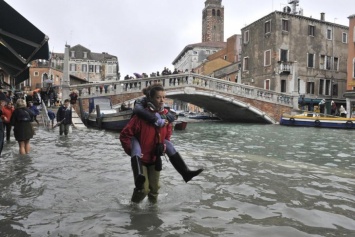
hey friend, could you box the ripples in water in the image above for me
[0,122,354,236]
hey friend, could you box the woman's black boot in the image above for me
[169,152,203,183]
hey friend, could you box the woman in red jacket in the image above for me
[1,101,14,141]
[120,84,173,203]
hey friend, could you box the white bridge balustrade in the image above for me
[69,73,294,107]
[69,73,296,123]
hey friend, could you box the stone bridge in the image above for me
[69,73,298,124]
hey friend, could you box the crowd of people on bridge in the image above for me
[121,67,196,91]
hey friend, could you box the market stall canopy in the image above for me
[0,0,49,85]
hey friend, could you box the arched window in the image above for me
[42,73,48,84]
[212,9,215,16]
[217,10,221,17]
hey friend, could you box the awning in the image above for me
[0,0,49,85]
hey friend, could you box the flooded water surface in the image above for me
[0,122,354,236]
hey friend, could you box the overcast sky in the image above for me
[5,0,354,79]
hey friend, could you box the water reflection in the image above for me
[0,123,354,236]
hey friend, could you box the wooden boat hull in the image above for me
[86,110,132,131]
[174,121,187,130]
[280,113,355,129]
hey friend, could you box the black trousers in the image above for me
[4,123,11,141]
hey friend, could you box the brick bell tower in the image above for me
[202,0,224,42]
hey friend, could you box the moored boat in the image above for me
[174,121,187,130]
[81,97,133,131]
[280,112,355,129]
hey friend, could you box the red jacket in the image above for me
[120,109,173,165]
[2,106,14,124]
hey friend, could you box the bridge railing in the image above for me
[69,73,294,107]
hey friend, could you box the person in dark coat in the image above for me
[10,99,35,155]
[69,91,78,110]
[56,99,73,135]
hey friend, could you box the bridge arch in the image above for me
[70,73,296,124]
[166,88,275,123]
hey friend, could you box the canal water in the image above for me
[0,122,354,237]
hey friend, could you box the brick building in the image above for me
[241,10,349,102]
[202,0,224,42]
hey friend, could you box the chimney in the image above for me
[321,12,325,21]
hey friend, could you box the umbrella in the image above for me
[0,0,49,85]
[133,73,142,78]
[44,79,53,84]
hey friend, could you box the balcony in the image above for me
[278,61,293,75]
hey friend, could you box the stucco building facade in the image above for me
[241,11,349,101]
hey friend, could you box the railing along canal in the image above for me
[69,73,294,107]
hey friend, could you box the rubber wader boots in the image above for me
[131,156,146,203]
[169,152,203,183]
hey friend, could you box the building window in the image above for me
[107,65,113,74]
[89,65,94,72]
[327,28,332,40]
[307,53,314,68]
[264,50,271,66]
[307,82,315,94]
[319,55,332,70]
[217,10,221,17]
[265,20,271,34]
[308,25,315,36]
[95,65,100,73]
[281,80,286,93]
[34,71,39,76]
[70,63,76,71]
[212,9,215,16]
[282,19,289,31]
[332,84,338,96]
[265,79,270,90]
[333,57,339,71]
[82,64,87,72]
[326,56,332,70]
[244,30,249,43]
[243,57,249,71]
[342,32,348,43]
[280,49,288,62]
[83,52,88,58]
[319,79,331,95]
[224,55,227,60]
[298,78,301,93]
[70,51,75,57]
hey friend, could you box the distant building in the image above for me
[344,14,355,116]
[241,10,349,101]
[346,14,355,90]
[172,41,226,72]
[51,44,120,82]
[200,34,242,82]
[194,57,231,76]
